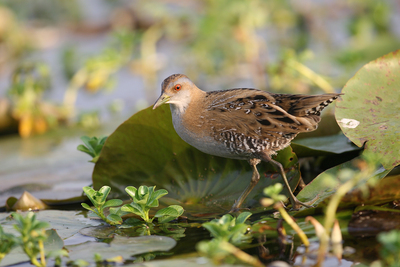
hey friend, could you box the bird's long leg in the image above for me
[262,154,313,210]
[230,158,261,212]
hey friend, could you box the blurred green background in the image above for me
[0,0,399,137]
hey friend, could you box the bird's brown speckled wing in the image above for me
[203,88,340,156]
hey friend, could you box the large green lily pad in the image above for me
[92,105,300,214]
[335,50,400,169]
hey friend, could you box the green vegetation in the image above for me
[82,185,184,226]
[12,213,49,267]
[197,212,264,266]
[82,186,123,226]
[77,136,107,163]
[262,183,310,248]
[376,230,400,267]
[0,225,18,261]
[0,213,67,266]
[121,186,184,224]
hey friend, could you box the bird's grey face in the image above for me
[153,75,193,111]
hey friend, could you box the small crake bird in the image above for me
[153,74,341,211]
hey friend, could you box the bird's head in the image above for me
[153,74,196,113]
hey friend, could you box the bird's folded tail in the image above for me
[274,93,342,117]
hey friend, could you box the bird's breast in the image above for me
[170,105,249,160]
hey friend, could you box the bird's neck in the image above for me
[170,87,206,115]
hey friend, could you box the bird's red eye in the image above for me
[174,84,181,91]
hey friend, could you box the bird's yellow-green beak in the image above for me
[153,93,170,110]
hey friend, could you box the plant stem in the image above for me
[97,207,119,226]
[221,241,264,267]
[288,59,334,93]
[39,239,46,267]
[323,178,356,233]
[143,208,152,224]
[63,69,87,116]
[275,204,310,247]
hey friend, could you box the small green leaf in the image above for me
[125,186,137,200]
[88,138,99,151]
[97,186,111,204]
[80,136,92,149]
[263,183,286,202]
[148,189,168,207]
[136,186,150,204]
[202,222,227,238]
[218,214,234,226]
[103,199,123,208]
[94,143,104,155]
[99,136,108,145]
[80,136,96,156]
[201,213,252,245]
[78,136,107,160]
[81,203,94,212]
[230,224,252,245]
[77,145,92,156]
[121,203,146,220]
[106,214,122,225]
[82,186,98,206]
[236,212,252,225]
[155,205,184,223]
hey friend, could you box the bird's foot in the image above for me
[229,201,251,213]
[228,205,251,214]
[289,199,314,211]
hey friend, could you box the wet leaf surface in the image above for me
[335,50,400,169]
[66,235,176,262]
[79,223,188,241]
[0,132,94,206]
[93,105,300,216]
